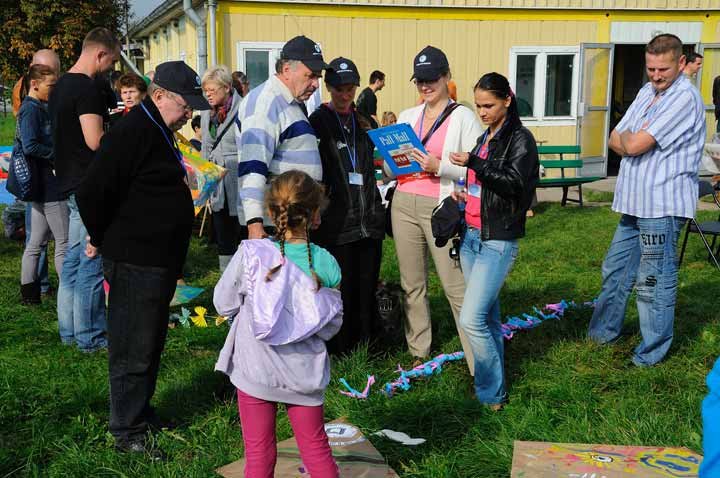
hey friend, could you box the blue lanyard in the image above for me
[419,99,451,141]
[333,109,357,172]
[140,102,186,175]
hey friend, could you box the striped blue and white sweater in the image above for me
[235,75,322,224]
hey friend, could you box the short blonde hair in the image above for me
[201,65,232,89]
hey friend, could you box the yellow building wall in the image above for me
[218,6,598,119]
[291,0,720,8]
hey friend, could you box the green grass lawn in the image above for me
[1,203,718,477]
[1,113,15,145]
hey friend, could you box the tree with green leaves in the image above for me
[0,0,128,83]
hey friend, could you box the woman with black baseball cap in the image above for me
[309,57,385,353]
[388,45,481,373]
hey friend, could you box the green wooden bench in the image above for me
[537,145,603,207]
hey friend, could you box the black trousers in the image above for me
[212,202,245,256]
[326,238,383,354]
[103,259,177,442]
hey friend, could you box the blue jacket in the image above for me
[701,358,720,476]
[17,96,61,202]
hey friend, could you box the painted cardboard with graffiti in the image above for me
[511,440,702,478]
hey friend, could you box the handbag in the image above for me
[385,102,461,237]
[6,120,36,201]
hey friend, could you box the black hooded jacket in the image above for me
[466,118,539,241]
[309,104,385,246]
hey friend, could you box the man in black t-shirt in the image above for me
[49,27,120,353]
[356,69,385,129]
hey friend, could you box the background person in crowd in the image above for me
[77,61,209,456]
[356,69,385,129]
[449,72,539,409]
[201,65,244,271]
[587,34,705,367]
[12,49,61,117]
[309,57,385,353]
[190,115,202,151]
[231,70,250,97]
[381,111,397,126]
[17,65,69,305]
[388,45,481,372]
[49,27,120,352]
[115,73,147,113]
[215,170,342,478]
[109,73,147,128]
[683,51,703,79]
[13,49,61,295]
[236,35,327,240]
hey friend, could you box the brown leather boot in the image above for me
[20,281,41,305]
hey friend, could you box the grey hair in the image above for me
[275,58,301,74]
[201,64,232,89]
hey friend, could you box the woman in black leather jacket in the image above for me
[309,57,385,353]
[449,72,538,409]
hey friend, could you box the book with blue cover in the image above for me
[367,124,425,177]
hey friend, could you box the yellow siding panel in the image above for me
[276,0,718,8]
[221,10,597,126]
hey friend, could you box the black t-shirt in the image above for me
[48,73,106,196]
[356,87,378,128]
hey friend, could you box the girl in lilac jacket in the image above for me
[215,171,342,478]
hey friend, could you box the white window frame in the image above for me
[509,46,579,126]
[235,41,284,88]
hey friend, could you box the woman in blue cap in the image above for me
[309,57,385,353]
[388,45,481,372]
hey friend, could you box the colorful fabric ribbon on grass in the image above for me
[383,352,465,397]
[500,299,596,340]
[339,375,375,399]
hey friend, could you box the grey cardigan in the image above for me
[201,90,242,215]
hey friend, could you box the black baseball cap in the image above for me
[411,46,450,82]
[325,57,361,88]
[280,35,329,73]
[153,61,210,110]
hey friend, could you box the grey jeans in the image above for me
[21,201,70,285]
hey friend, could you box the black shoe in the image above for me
[115,438,166,461]
[20,281,41,305]
[147,414,177,433]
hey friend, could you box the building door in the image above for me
[698,43,720,140]
[576,43,614,178]
[608,44,646,176]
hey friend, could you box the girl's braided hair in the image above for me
[264,170,328,291]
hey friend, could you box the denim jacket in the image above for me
[214,239,343,406]
[17,96,61,202]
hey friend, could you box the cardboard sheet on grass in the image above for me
[217,420,398,478]
[511,440,702,477]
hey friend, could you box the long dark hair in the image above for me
[473,72,521,131]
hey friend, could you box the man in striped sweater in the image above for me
[236,35,328,239]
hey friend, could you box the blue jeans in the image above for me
[25,202,49,293]
[458,227,518,405]
[57,195,107,351]
[588,215,686,366]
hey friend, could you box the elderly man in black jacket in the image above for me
[76,61,209,456]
